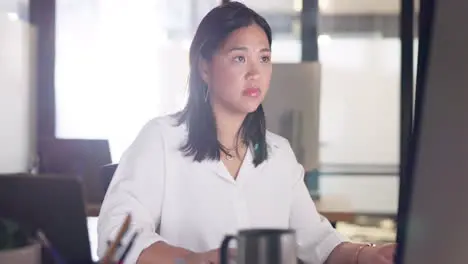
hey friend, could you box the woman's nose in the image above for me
[246,63,260,80]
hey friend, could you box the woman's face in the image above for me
[200,23,272,115]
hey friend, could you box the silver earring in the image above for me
[204,87,209,102]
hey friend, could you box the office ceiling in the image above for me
[0,0,17,11]
[320,0,420,14]
[0,0,420,15]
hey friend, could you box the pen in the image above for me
[117,231,140,264]
[37,230,67,264]
[101,214,132,264]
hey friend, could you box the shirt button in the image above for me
[235,190,249,228]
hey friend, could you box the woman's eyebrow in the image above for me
[226,46,271,53]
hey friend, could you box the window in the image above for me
[55,0,302,162]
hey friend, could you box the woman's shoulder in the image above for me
[265,130,297,162]
[145,113,185,131]
[265,130,289,147]
[134,114,186,145]
[264,131,303,184]
[118,114,187,162]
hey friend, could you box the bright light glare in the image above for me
[318,34,332,45]
[7,12,19,21]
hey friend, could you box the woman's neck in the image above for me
[212,106,247,149]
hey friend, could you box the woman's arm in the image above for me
[138,242,226,264]
[98,120,190,263]
[287,156,394,264]
[325,242,365,264]
[327,242,396,264]
[288,168,350,263]
[287,163,382,264]
[137,241,192,264]
[285,144,348,263]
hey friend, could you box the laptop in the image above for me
[395,0,468,263]
[0,174,94,264]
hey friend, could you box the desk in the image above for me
[86,196,396,259]
[86,204,101,217]
[314,196,356,223]
[85,198,355,261]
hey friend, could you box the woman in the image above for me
[97,2,395,264]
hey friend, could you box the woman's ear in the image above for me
[198,57,210,84]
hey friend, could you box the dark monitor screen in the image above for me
[396,0,468,263]
[0,175,93,264]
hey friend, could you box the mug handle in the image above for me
[220,235,237,264]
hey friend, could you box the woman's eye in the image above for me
[233,56,246,63]
[261,55,271,63]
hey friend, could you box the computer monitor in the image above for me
[396,0,468,263]
[0,175,94,264]
[263,62,321,171]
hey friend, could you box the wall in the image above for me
[316,38,418,214]
[0,13,36,173]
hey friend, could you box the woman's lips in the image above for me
[242,87,261,97]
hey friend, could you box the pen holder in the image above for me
[0,241,41,264]
[0,217,41,264]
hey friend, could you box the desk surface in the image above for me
[86,197,396,260]
[87,217,99,262]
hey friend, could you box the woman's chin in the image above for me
[222,100,262,115]
[240,103,262,114]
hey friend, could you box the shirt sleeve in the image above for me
[97,120,168,264]
[289,162,349,264]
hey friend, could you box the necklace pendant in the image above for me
[226,153,234,160]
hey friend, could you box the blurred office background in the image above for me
[1,0,420,246]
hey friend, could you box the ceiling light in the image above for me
[7,12,19,21]
[319,0,329,10]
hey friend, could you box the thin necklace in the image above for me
[225,151,234,161]
[220,144,238,161]
[224,147,236,161]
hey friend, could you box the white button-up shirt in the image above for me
[97,116,347,264]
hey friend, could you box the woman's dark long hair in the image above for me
[176,1,272,167]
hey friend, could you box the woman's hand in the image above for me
[182,248,237,264]
[358,243,396,264]
[182,249,221,264]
